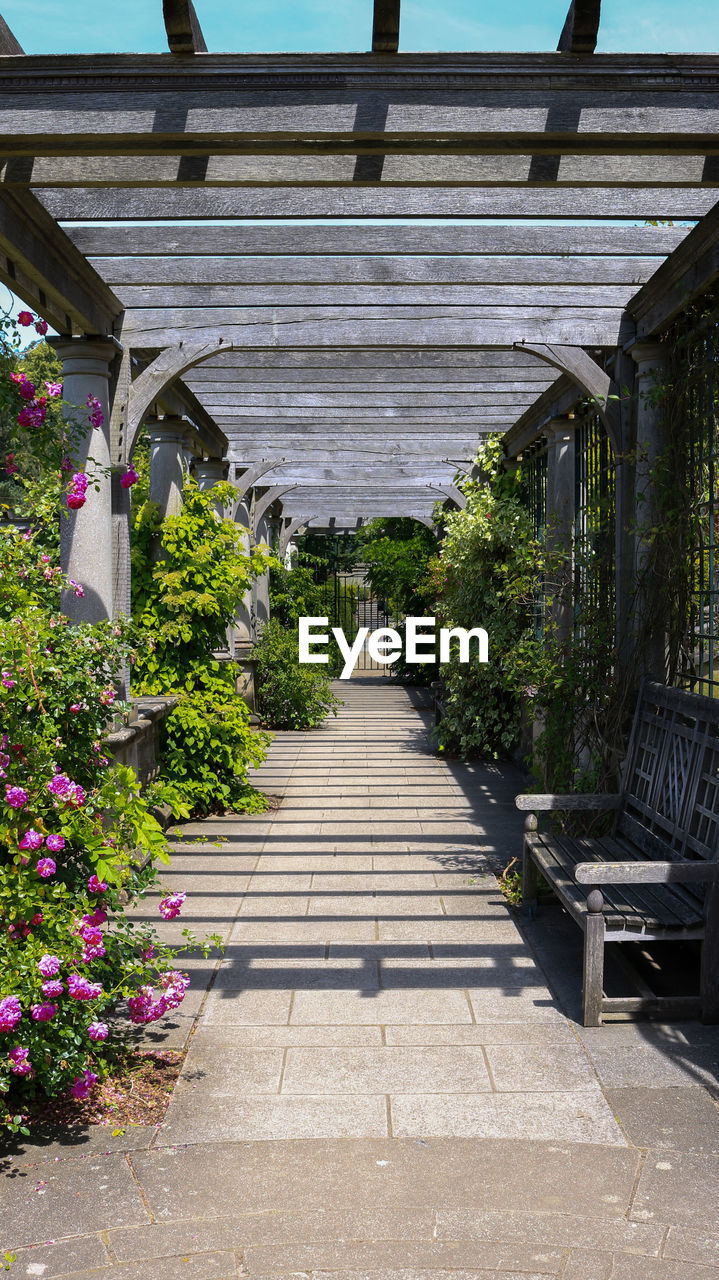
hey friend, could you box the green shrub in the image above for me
[254,619,340,729]
[131,480,273,815]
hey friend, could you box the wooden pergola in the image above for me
[1,0,719,609]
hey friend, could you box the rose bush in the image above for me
[0,311,193,1130]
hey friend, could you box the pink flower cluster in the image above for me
[4,452,18,475]
[70,1068,98,1099]
[4,784,28,809]
[47,773,85,807]
[75,914,105,963]
[18,828,44,851]
[88,874,107,894]
[120,466,139,489]
[66,472,88,511]
[67,974,103,1001]
[38,954,61,977]
[42,978,64,997]
[0,995,22,1032]
[17,310,48,336]
[11,371,49,429]
[8,1045,32,1076]
[31,1002,57,1022]
[37,858,56,879]
[88,1020,108,1042]
[127,970,189,1024]
[158,892,186,920]
[86,394,103,430]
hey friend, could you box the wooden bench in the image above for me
[516,680,719,1026]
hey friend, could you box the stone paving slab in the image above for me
[7,680,719,1276]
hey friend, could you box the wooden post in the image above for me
[583,887,605,1026]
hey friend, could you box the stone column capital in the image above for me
[145,416,191,448]
[48,335,122,378]
[628,341,666,375]
[544,414,577,444]
[194,457,228,487]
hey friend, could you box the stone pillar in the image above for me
[51,336,121,624]
[629,341,667,679]
[544,415,577,644]
[194,456,228,515]
[253,511,271,632]
[147,416,188,518]
[234,496,253,645]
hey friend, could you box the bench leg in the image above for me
[522,814,539,919]
[701,881,719,1024]
[582,889,605,1027]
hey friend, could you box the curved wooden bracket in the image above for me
[163,0,207,53]
[513,341,621,454]
[253,485,297,538]
[126,339,229,458]
[233,459,286,509]
[278,515,312,559]
[432,484,467,510]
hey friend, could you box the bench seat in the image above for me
[517,680,719,1025]
[526,831,706,938]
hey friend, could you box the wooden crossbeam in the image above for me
[162,0,207,54]
[0,13,23,55]
[36,186,717,221]
[0,189,122,334]
[66,225,687,259]
[372,0,401,53]
[557,0,601,54]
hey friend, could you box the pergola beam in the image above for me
[557,0,601,54]
[67,225,686,259]
[0,13,23,55]
[0,189,122,334]
[162,0,207,54]
[372,0,401,52]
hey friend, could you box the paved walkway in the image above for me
[4,679,719,1278]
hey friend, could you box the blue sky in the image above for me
[2,0,718,54]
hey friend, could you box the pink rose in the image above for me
[0,996,22,1032]
[158,891,186,920]
[36,857,56,878]
[34,318,48,335]
[4,785,28,809]
[18,829,44,851]
[30,1002,57,1021]
[8,1045,31,1075]
[88,874,108,894]
[88,1020,108,1042]
[17,311,33,327]
[38,954,61,977]
[45,833,65,853]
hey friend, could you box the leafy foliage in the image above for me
[131,480,273,814]
[425,439,542,758]
[254,617,340,729]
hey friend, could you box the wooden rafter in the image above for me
[162,0,207,54]
[557,0,601,54]
[0,13,23,55]
[372,0,401,53]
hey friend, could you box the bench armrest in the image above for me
[575,860,719,886]
[516,793,622,812]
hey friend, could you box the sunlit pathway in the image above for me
[159,678,621,1146]
[6,680,719,1278]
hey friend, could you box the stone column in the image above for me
[253,511,271,632]
[544,415,577,644]
[51,336,121,624]
[234,496,254,646]
[147,416,188,518]
[629,341,667,679]
[233,494,258,706]
[194,456,228,515]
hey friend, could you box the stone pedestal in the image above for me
[51,336,121,624]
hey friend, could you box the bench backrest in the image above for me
[617,680,719,862]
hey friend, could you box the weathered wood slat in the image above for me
[186,376,554,392]
[182,347,560,368]
[120,310,632,348]
[67,224,685,257]
[630,199,719,338]
[192,391,542,408]
[90,255,663,287]
[6,153,714,187]
[575,859,719,884]
[516,793,622,811]
[37,186,718,221]
[112,283,641,308]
